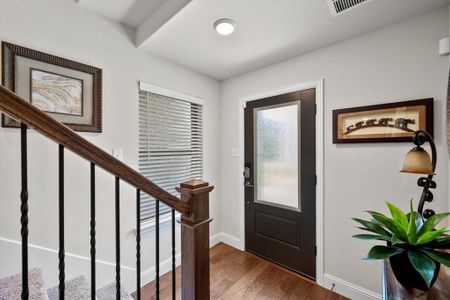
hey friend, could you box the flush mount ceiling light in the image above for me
[214,18,236,35]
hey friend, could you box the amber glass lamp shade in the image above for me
[400,146,434,175]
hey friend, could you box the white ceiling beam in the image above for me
[135,0,192,47]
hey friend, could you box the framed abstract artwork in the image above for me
[333,99,433,143]
[1,42,102,132]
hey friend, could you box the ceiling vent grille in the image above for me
[327,0,373,16]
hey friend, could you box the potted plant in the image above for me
[353,201,450,290]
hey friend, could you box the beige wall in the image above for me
[0,0,449,297]
[219,8,449,294]
[0,0,221,279]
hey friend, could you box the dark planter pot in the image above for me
[389,252,440,291]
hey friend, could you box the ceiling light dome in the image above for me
[214,18,236,36]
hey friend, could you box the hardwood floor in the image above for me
[138,243,347,300]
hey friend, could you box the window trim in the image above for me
[139,81,204,106]
[137,81,204,228]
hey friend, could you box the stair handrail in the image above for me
[0,85,190,214]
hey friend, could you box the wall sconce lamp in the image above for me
[400,130,437,219]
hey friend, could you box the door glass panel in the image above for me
[254,102,300,210]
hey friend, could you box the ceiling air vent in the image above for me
[327,0,373,16]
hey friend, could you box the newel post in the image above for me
[176,179,214,300]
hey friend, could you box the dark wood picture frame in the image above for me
[1,42,102,132]
[333,99,433,143]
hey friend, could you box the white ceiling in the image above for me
[77,0,164,28]
[77,0,450,80]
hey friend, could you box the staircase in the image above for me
[0,85,214,300]
[0,269,133,299]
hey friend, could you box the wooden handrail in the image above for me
[0,85,190,215]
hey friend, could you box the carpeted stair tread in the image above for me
[0,268,48,300]
[1,271,134,300]
[47,276,132,300]
[96,282,133,300]
[47,275,93,300]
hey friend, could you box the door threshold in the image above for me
[245,248,316,284]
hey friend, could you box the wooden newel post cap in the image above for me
[176,179,214,224]
[180,179,209,189]
[176,179,214,194]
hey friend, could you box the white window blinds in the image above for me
[139,90,203,222]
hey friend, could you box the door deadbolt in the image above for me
[244,163,251,179]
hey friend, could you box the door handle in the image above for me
[244,181,254,188]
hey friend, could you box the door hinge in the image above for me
[315,104,317,115]
[315,175,317,186]
[315,246,317,256]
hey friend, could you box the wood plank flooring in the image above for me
[138,243,347,299]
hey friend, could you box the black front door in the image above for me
[244,89,316,279]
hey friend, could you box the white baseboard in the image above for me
[210,232,222,247]
[323,273,381,300]
[210,232,243,250]
[140,253,181,288]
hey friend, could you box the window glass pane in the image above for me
[255,102,300,210]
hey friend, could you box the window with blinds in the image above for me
[139,90,203,223]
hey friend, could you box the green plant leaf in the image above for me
[357,227,381,235]
[408,250,436,288]
[407,204,419,244]
[421,249,450,268]
[391,234,404,245]
[352,218,392,237]
[353,234,391,241]
[418,213,450,236]
[367,211,407,241]
[365,246,404,260]
[426,235,450,248]
[406,201,424,233]
[386,201,408,228]
[416,228,450,245]
[436,234,450,241]
[416,215,424,232]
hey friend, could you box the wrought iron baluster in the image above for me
[155,200,160,299]
[171,208,176,300]
[136,189,141,300]
[20,123,29,300]
[90,163,96,299]
[115,177,121,300]
[58,145,65,300]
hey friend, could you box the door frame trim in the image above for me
[237,78,324,286]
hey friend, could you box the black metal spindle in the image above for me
[58,145,65,300]
[171,208,176,300]
[20,123,29,300]
[155,200,160,299]
[115,177,121,300]
[136,189,141,300]
[90,163,96,299]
